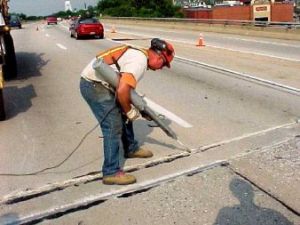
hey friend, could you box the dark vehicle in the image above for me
[70,17,104,39]
[9,15,21,29]
[0,0,18,120]
[0,12,17,81]
[46,16,57,25]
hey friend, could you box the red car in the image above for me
[70,18,104,39]
[46,16,57,25]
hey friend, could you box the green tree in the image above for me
[97,0,183,17]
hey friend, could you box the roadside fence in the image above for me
[102,17,300,30]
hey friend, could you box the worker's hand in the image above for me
[126,107,140,121]
[141,111,153,121]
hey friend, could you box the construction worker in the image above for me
[80,38,175,185]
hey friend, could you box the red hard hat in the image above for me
[161,42,175,68]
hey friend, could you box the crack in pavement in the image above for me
[8,161,227,225]
[1,122,297,205]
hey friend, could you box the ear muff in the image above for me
[150,38,167,52]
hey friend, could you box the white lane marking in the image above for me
[109,39,300,95]
[152,28,300,48]
[45,34,50,37]
[143,97,193,128]
[176,56,300,95]
[114,24,300,48]
[56,43,67,50]
[206,44,300,62]
[111,29,300,62]
[223,36,300,48]
[169,35,300,62]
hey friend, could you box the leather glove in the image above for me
[126,107,140,121]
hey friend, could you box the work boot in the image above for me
[125,148,153,158]
[102,171,136,185]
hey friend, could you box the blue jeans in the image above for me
[80,78,139,176]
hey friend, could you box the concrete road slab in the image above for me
[1,22,299,225]
[230,135,300,213]
[37,167,299,225]
[104,25,300,90]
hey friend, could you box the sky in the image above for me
[9,0,99,16]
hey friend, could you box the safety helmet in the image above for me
[150,38,175,68]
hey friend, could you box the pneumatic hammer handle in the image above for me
[93,58,178,140]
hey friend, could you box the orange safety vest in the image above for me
[96,45,148,71]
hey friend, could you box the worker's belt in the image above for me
[81,76,115,93]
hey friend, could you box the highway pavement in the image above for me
[0,21,299,224]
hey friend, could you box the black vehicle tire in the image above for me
[75,32,80,40]
[96,34,104,39]
[2,34,17,80]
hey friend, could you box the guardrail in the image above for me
[102,17,300,29]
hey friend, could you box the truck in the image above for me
[0,0,18,120]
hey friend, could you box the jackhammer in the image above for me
[93,58,178,140]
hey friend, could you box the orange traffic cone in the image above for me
[111,25,116,33]
[196,33,205,47]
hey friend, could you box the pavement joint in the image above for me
[228,166,300,216]
[9,161,227,225]
[1,122,297,206]
[227,135,300,216]
[2,22,299,225]
[9,142,299,225]
[226,137,295,161]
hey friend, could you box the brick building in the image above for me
[183,0,294,22]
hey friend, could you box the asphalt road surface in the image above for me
[0,21,299,225]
